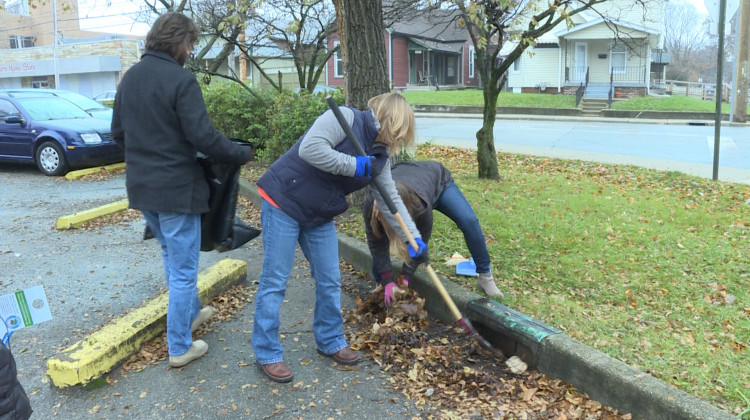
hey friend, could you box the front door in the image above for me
[574,42,588,82]
[0,99,33,159]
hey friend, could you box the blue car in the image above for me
[0,93,123,176]
[0,88,113,121]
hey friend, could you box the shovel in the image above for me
[325,97,503,357]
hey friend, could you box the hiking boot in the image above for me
[258,362,294,383]
[169,340,208,368]
[477,272,503,298]
[317,346,360,365]
[191,306,216,332]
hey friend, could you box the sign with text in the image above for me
[0,285,52,345]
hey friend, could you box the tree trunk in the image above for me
[476,81,501,180]
[341,0,389,108]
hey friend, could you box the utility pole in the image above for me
[52,0,60,88]
[731,0,749,122]
[712,0,727,181]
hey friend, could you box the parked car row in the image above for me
[0,88,122,176]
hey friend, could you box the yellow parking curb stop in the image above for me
[56,199,129,230]
[46,259,247,388]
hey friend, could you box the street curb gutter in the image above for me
[56,199,129,230]
[46,259,247,388]
[238,179,732,419]
[336,234,733,420]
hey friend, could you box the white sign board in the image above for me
[705,0,741,35]
[0,285,52,345]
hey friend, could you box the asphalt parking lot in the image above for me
[0,164,421,419]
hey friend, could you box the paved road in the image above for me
[416,116,750,184]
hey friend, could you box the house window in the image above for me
[333,41,343,78]
[32,77,50,89]
[610,43,627,74]
[469,45,475,78]
[4,0,30,15]
[512,57,521,73]
[9,35,34,49]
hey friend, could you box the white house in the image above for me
[504,0,666,98]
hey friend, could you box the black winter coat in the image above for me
[111,50,252,214]
[0,343,32,420]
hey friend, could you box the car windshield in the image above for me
[17,97,91,120]
[54,91,108,112]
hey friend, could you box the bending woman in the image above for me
[363,160,503,304]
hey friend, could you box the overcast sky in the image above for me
[77,0,714,36]
[77,0,152,36]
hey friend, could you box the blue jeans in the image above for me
[253,200,347,365]
[141,211,202,357]
[434,181,491,274]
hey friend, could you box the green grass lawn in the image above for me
[401,89,750,114]
[336,145,750,417]
[611,95,750,114]
[402,89,576,108]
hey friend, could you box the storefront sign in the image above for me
[0,62,37,73]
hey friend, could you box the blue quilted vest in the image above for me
[257,108,388,227]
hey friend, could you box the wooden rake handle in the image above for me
[325,97,463,321]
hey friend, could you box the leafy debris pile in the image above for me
[74,167,125,182]
[343,278,632,419]
[120,284,254,372]
[77,209,141,231]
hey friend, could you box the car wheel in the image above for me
[35,141,69,176]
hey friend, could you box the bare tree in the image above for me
[664,0,710,81]
[245,0,337,92]
[141,0,336,96]
[448,0,655,180]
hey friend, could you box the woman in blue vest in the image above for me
[253,93,428,383]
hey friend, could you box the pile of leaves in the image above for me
[76,209,141,231]
[70,166,125,182]
[342,268,632,419]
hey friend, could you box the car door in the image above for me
[0,99,34,159]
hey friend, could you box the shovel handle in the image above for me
[325,96,463,321]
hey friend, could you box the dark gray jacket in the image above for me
[111,50,252,214]
[0,343,31,420]
[364,160,452,281]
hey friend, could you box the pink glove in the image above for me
[384,282,405,306]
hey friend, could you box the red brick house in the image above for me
[325,11,478,90]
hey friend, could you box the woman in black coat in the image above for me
[0,342,32,420]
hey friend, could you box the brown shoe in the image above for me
[258,361,293,383]
[317,347,360,365]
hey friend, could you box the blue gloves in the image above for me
[354,155,376,178]
[407,237,429,265]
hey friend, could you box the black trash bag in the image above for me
[144,140,260,252]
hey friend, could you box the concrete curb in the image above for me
[46,259,247,388]
[237,179,733,419]
[56,199,129,230]
[65,162,126,180]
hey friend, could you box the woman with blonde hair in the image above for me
[253,93,429,383]
[363,160,503,305]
